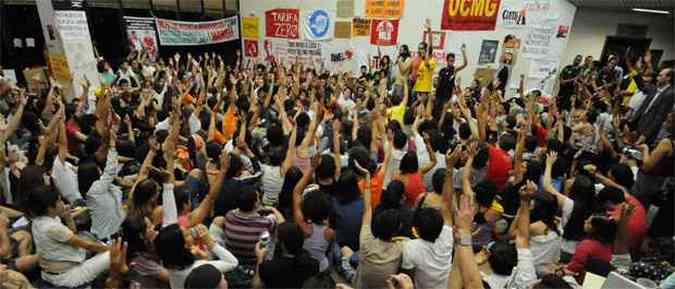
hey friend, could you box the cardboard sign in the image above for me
[242,16,259,39]
[352,18,371,37]
[370,19,399,46]
[337,0,355,17]
[265,8,300,39]
[365,0,405,18]
[335,21,352,39]
[441,0,501,31]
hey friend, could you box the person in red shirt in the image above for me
[486,135,514,192]
[596,186,647,250]
[565,215,616,276]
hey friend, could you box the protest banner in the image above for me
[352,18,371,37]
[156,16,239,46]
[365,0,405,18]
[265,9,300,39]
[370,19,399,46]
[242,16,259,39]
[124,16,158,60]
[498,1,527,29]
[441,0,501,31]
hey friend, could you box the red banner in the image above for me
[370,19,399,46]
[265,8,300,39]
[244,39,259,57]
[441,0,501,31]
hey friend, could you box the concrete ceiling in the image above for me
[568,0,675,11]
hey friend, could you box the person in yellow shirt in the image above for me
[413,19,436,100]
[388,80,409,126]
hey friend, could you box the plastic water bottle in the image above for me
[259,231,274,261]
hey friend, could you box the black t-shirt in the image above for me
[436,66,456,101]
[259,255,319,289]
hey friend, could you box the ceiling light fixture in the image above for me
[631,8,672,15]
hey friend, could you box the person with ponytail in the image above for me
[253,222,320,289]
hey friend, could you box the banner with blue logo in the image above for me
[303,9,334,41]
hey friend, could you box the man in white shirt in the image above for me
[401,160,457,289]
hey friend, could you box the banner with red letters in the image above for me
[265,8,300,39]
[369,19,399,46]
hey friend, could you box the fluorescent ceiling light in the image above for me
[631,8,671,14]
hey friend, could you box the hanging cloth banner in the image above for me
[303,9,334,41]
[441,0,502,31]
[124,16,158,60]
[370,19,399,46]
[156,16,239,46]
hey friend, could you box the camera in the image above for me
[622,147,643,161]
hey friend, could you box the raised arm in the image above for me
[456,44,468,72]
[462,143,477,197]
[2,89,26,140]
[355,161,372,225]
[454,194,483,289]
[281,126,297,175]
[292,159,316,236]
[189,150,230,227]
[419,135,438,175]
[441,148,461,226]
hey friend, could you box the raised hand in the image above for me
[455,194,476,232]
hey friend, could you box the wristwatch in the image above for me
[455,233,472,247]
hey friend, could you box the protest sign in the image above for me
[265,9,300,39]
[304,9,334,40]
[365,0,405,18]
[370,19,399,46]
[124,16,158,60]
[242,16,259,39]
[352,18,371,37]
[441,0,501,31]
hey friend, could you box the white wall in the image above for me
[239,0,577,95]
[563,7,675,66]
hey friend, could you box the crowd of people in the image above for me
[0,20,673,289]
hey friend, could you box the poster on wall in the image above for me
[522,25,556,59]
[478,40,499,64]
[524,0,555,25]
[264,39,322,64]
[370,19,399,46]
[265,8,300,39]
[365,0,405,18]
[441,0,502,31]
[335,21,352,39]
[422,31,446,50]
[244,39,259,57]
[352,18,371,37]
[242,16,259,39]
[124,16,158,60]
[156,17,239,46]
[303,9,334,41]
[337,0,355,18]
[498,1,527,29]
[556,25,569,38]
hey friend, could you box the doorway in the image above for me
[600,36,652,67]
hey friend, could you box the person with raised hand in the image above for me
[400,147,458,289]
[351,159,405,289]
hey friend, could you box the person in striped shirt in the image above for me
[223,186,284,266]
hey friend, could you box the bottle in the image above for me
[259,230,274,261]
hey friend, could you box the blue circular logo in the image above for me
[308,10,330,38]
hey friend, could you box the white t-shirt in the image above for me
[402,225,454,289]
[32,216,86,267]
[51,157,82,204]
[168,244,239,289]
[529,194,574,274]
